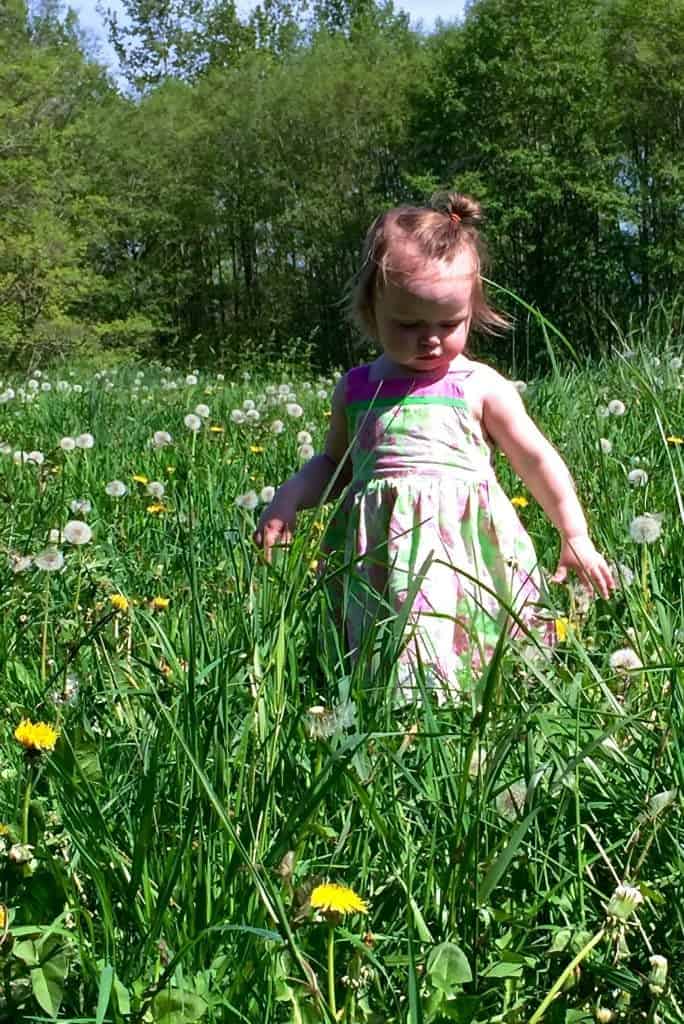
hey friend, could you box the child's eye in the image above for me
[440,321,462,329]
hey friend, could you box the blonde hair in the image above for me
[349,192,510,339]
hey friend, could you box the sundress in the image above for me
[324,363,557,702]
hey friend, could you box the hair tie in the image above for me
[448,212,462,225]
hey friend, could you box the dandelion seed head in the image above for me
[76,433,95,449]
[286,403,303,419]
[609,648,642,672]
[60,437,76,451]
[627,468,648,486]
[105,480,128,497]
[235,490,259,511]
[63,520,93,545]
[260,485,275,504]
[184,413,202,432]
[297,430,312,445]
[495,780,527,821]
[194,403,210,418]
[629,513,663,543]
[271,419,285,434]
[230,409,245,424]
[152,430,173,448]
[146,481,165,499]
[608,399,626,416]
[245,409,260,422]
[34,548,65,572]
[599,438,612,454]
[242,399,255,411]
[70,498,91,515]
[185,374,198,386]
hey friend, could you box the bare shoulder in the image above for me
[456,357,517,420]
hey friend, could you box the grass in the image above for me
[0,332,682,1023]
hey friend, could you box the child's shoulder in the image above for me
[455,356,516,416]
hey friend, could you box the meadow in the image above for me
[0,327,682,1023]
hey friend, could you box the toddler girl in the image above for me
[255,194,614,699]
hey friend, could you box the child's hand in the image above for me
[550,534,615,600]
[253,496,298,562]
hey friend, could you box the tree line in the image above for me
[1,0,682,372]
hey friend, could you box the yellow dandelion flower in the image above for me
[146,503,166,515]
[209,425,225,433]
[132,474,149,485]
[150,596,170,611]
[511,496,529,509]
[166,466,176,475]
[313,521,325,532]
[666,435,683,445]
[109,594,129,612]
[555,617,570,642]
[14,719,59,753]
[310,882,368,916]
[0,905,5,930]
[250,445,265,454]
[309,559,319,572]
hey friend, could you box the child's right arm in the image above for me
[253,375,352,561]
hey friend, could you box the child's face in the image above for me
[372,241,475,374]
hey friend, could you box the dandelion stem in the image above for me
[40,573,50,685]
[327,924,337,1019]
[22,763,33,845]
[527,927,605,1024]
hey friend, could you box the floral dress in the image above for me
[324,363,556,702]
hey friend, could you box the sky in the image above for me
[71,0,466,72]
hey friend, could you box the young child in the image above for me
[254,193,615,699]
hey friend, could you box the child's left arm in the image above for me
[481,369,615,600]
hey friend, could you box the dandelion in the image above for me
[109,594,129,612]
[629,513,663,543]
[146,503,166,515]
[305,705,337,741]
[0,442,10,455]
[48,528,63,544]
[278,384,290,396]
[297,430,313,445]
[33,549,64,572]
[298,443,315,460]
[60,436,76,451]
[216,372,225,381]
[260,485,275,504]
[132,474,149,485]
[609,648,642,672]
[627,468,648,486]
[63,520,93,545]
[596,405,610,419]
[14,719,59,753]
[242,399,256,411]
[250,445,264,454]
[605,884,643,922]
[195,403,210,419]
[235,491,259,511]
[70,498,91,515]
[555,617,570,642]
[152,430,173,448]
[310,883,368,917]
[495,780,527,821]
[648,954,668,997]
[184,414,202,432]
[230,410,246,424]
[26,450,44,465]
[41,381,51,392]
[105,480,128,497]
[9,553,32,573]
[185,374,198,385]
[513,381,527,394]
[599,438,612,454]
[72,384,83,394]
[511,495,528,508]
[669,356,682,371]
[666,435,683,445]
[608,399,626,416]
[271,419,285,434]
[150,596,170,611]
[146,481,165,499]
[209,425,224,433]
[76,433,95,449]
[245,409,260,422]
[27,379,39,391]
[286,402,303,418]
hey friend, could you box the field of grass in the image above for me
[0,333,682,1023]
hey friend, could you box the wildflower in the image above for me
[184,413,202,432]
[627,468,648,486]
[72,384,83,394]
[41,381,51,392]
[298,443,315,460]
[271,420,285,434]
[146,503,166,515]
[195,403,210,418]
[209,425,224,433]
[9,843,35,864]
[286,403,303,418]
[511,495,528,508]
[152,430,173,448]
[64,520,92,545]
[14,719,59,753]
[648,954,668,996]
[243,399,256,411]
[48,528,63,544]
[9,553,32,573]
[599,438,612,454]
[185,374,198,385]
[310,882,368,917]
[26,450,44,465]
[33,549,64,572]
[305,705,337,741]
[105,480,128,497]
[666,435,683,445]
[250,445,264,454]
[495,780,527,821]
[595,1008,616,1023]
[12,450,27,465]
[555,617,570,642]
[109,594,129,612]
[216,372,225,381]
[608,399,626,416]
[245,409,260,422]
[230,410,246,424]
[609,648,642,672]
[56,380,70,392]
[150,596,170,611]
[608,562,635,588]
[60,437,76,451]
[297,430,313,445]
[596,405,610,419]
[235,491,259,511]
[146,481,165,499]
[629,513,663,543]
[75,433,95,449]
[669,356,682,371]
[70,498,91,515]
[605,884,643,922]
[260,485,275,504]
[52,673,79,706]
[132,474,149,485]
[278,384,290,396]
[317,389,328,400]
[27,379,39,391]
[0,442,10,455]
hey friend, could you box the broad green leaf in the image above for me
[151,988,208,1023]
[96,963,114,1024]
[426,942,472,992]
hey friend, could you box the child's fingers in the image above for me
[550,565,567,584]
